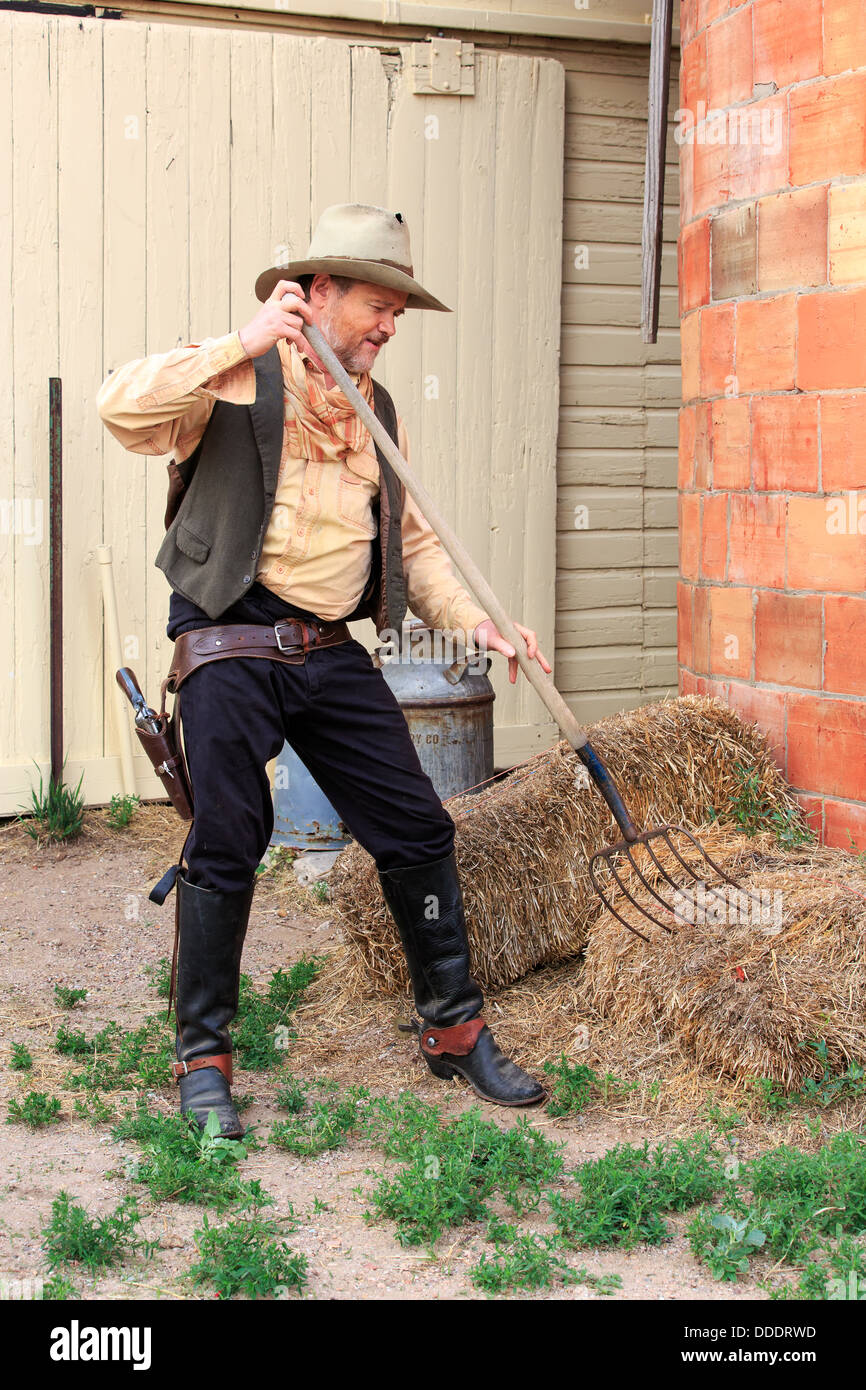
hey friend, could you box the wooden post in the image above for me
[641,0,674,345]
[49,377,63,787]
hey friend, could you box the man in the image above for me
[97,203,551,1138]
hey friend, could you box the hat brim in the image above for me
[254,257,451,312]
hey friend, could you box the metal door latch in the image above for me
[410,38,475,96]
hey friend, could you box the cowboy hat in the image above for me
[254,203,451,312]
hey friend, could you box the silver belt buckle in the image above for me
[274,621,301,654]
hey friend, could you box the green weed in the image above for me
[687,1202,767,1281]
[106,793,140,830]
[542,1056,635,1117]
[366,1105,565,1248]
[548,1134,728,1251]
[188,1210,308,1299]
[41,1192,154,1274]
[54,985,88,1009]
[269,1089,367,1157]
[142,958,172,998]
[275,1077,308,1114]
[112,1103,269,1211]
[72,1091,117,1127]
[699,1102,745,1140]
[41,1273,80,1299]
[17,762,85,845]
[357,1091,444,1160]
[708,761,813,848]
[10,1043,33,1072]
[55,1016,174,1091]
[749,1041,866,1114]
[771,1235,866,1301]
[689,1129,866,1283]
[470,1220,624,1297]
[7,1091,62,1128]
[233,956,323,1071]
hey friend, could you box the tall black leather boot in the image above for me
[171,871,254,1139]
[378,851,545,1107]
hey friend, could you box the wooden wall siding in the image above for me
[0,11,564,812]
[556,45,682,724]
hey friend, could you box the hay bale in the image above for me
[578,827,866,1086]
[331,694,802,994]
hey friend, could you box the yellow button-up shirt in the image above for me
[96,331,489,634]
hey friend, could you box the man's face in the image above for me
[317,279,408,373]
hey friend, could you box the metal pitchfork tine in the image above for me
[301,318,764,941]
[578,744,765,941]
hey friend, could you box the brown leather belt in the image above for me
[165,618,352,695]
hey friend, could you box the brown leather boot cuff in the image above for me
[419,1018,485,1057]
[171,1053,233,1085]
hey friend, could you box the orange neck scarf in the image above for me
[281,340,375,463]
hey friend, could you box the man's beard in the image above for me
[319,304,385,374]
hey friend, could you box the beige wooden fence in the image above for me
[0,11,564,813]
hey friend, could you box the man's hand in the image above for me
[473,618,552,686]
[238,280,314,359]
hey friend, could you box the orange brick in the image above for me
[695,402,713,490]
[699,302,736,397]
[712,397,751,489]
[698,0,734,31]
[681,34,708,118]
[729,493,786,585]
[787,693,866,800]
[693,584,711,673]
[824,797,866,853]
[701,492,729,580]
[819,394,866,489]
[711,204,757,300]
[678,581,695,668]
[790,74,866,185]
[795,793,825,841]
[757,186,827,293]
[706,6,754,109]
[680,493,701,581]
[823,1,866,77]
[736,294,796,393]
[704,676,731,702]
[681,2,697,47]
[753,0,822,89]
[829,181,866,285]
[692,132,730,219]
[797,287,866,391]
[680,217,711,314]
[679,405,697,490]
[751,395,819,492]
[726,97,789,203]
[754,590,822,686]
[709,585,753,678]
[680,669,699,695]
[681,309,701,403]
[787,495,866,590]
[824,594,866,694]
[680,131,696,226]
[726,680,786,770]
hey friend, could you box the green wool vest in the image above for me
[155,342,408,630]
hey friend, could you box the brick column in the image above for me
[678,0,866,850]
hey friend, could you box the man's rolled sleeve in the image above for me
[96,330,256,460]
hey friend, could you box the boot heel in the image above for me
[425,1056,457,1080]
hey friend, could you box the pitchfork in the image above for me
[304,320,763,940]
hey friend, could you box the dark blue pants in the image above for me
[167,584,455,893]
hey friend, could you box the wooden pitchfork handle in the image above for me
[302,320,641,843]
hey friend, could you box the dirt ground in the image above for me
[0,806,847,1302]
